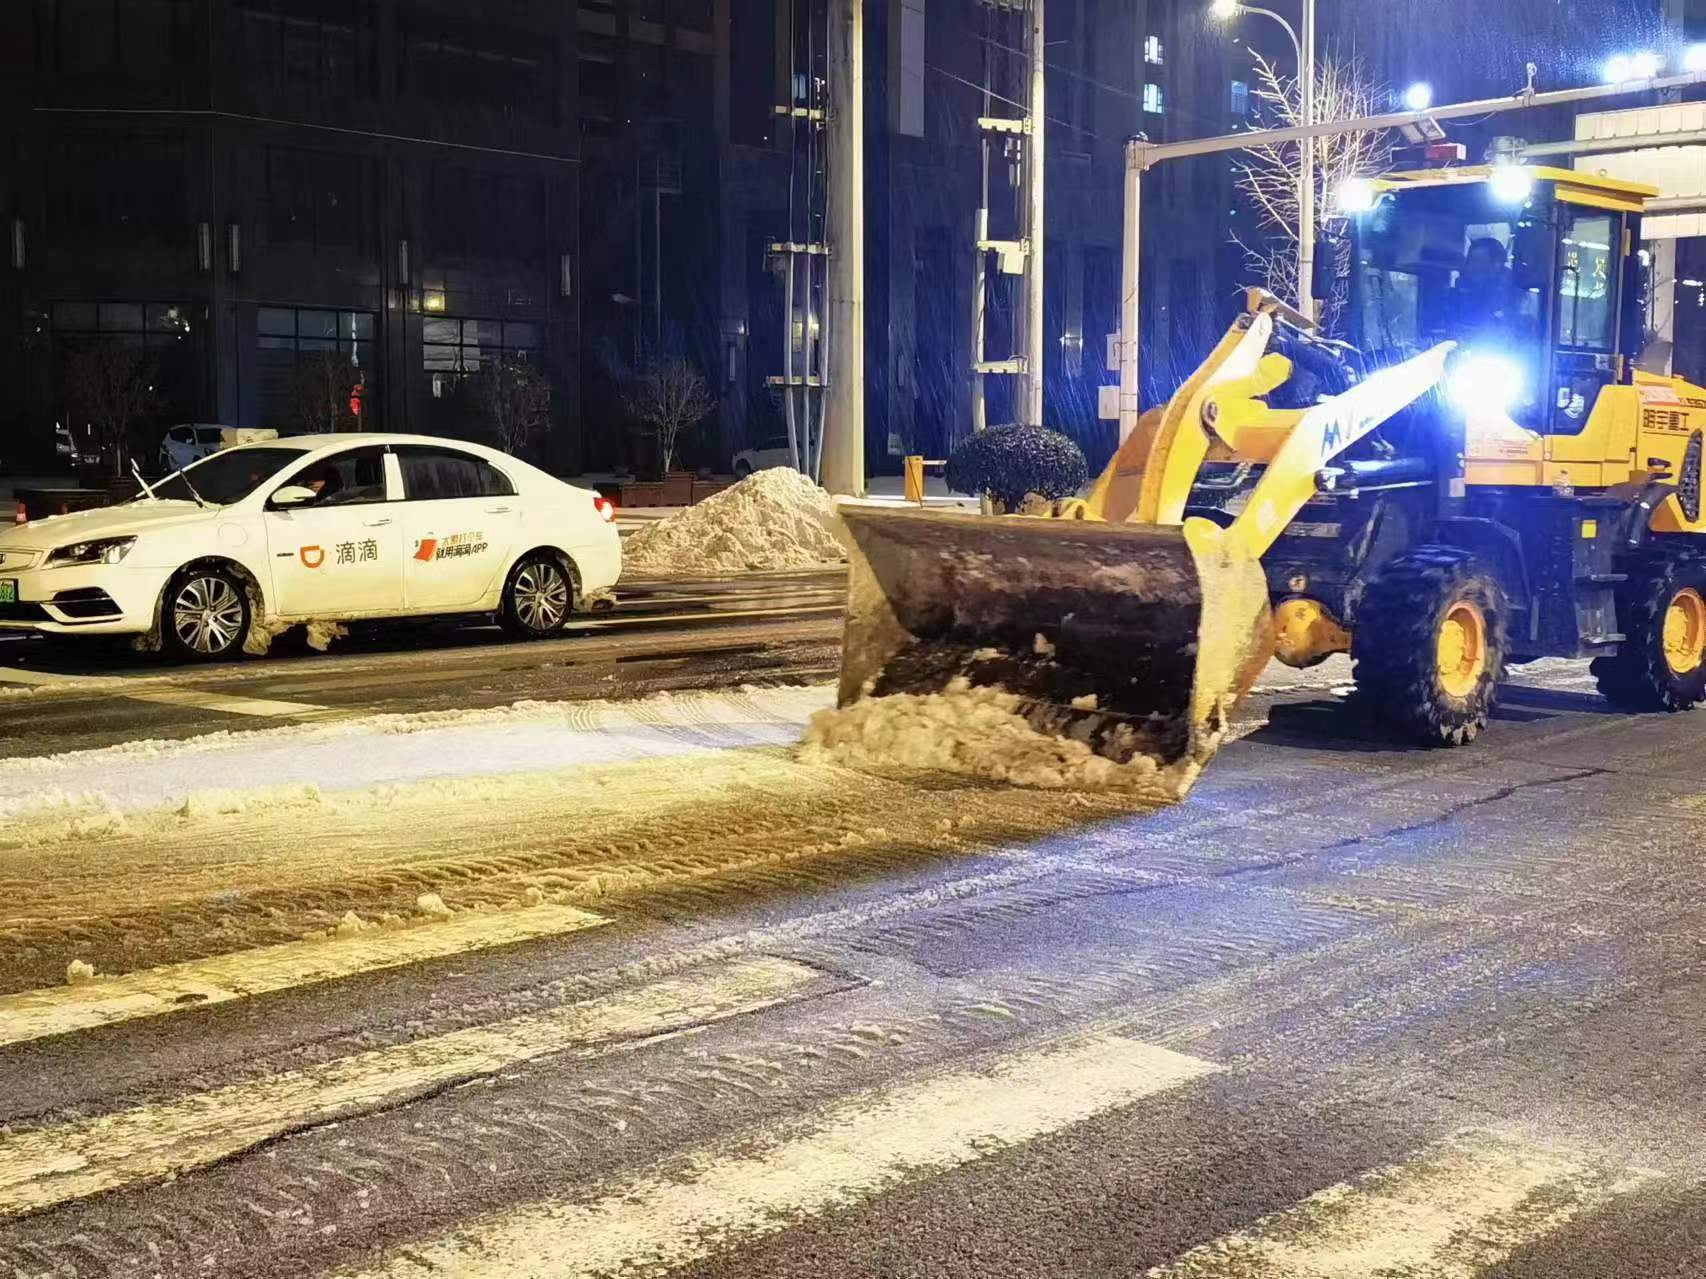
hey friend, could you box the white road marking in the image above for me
[336,1033,1220,1279]
[0,955,820,1217]
[0,666,112,687]
[0,903,609,1048]
[1146,1129,1654,1277]
[120,687,330,718]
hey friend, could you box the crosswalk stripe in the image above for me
[120,687,330,717]
[1145,1129,1654,1278]
[0,903,610,1048]
[334,1033,1221,1279]
[0,954,821,1217]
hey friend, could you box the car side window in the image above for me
[287,446,391,507]
[395,445,516,500]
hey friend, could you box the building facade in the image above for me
[0,0,580,472]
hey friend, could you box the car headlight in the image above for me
[1447,353,1525,414]
[46,536,137,567]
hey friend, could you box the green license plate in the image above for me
[0,580,15,605]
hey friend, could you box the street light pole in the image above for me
[1212,0,1314,317]
[1297,0,1316,321]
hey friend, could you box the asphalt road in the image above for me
[0,568,845,757]
[2,587,1705,1278]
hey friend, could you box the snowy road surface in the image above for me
[3,639,1706,1277]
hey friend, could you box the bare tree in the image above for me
[1234,51,1392,331]
[623,356,716,473]
[460,359,552,456]
[61,345,161,479]
[283,352,363,435]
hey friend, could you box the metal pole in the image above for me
[1119,138,1142,444]
[971,207,988,434]
[1022,0,1046,428]
[783,252,801,471]
[821,0,864,495]
[1295,0,1316,319]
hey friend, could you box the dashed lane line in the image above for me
[1145,1129,1655,1278]
[118,687,332,718]
[333,1033,1221,1279]
[0,954,823,1217]
[0,903,610,1049]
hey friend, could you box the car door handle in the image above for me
[363,517,393,527]
[484,505,513,514]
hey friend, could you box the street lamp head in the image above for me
[1402,82,1433,112]
[1685,43,1706,74]
[1209,0,1241,20]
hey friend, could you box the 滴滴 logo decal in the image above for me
[413,538,438,562]
[299,545,325,569]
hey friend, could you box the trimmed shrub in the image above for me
[944,425,1089,512]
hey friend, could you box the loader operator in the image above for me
[1446,236,1523,343]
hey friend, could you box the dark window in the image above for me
[264,147,373,256]
[49,136,189,245]
[399,11,555,124]
[47,0,195,80]
[422,317,540,399]
[729,0,775,146]
[235,1,377,102]
[422,166,546,267]
[395,446,515,500]
[252,307,377,429]
[287,446,390,506]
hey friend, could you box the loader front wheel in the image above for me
[1591,559,1706,712]
[1353,548,1506,747]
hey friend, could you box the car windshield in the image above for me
[149,447,311,505]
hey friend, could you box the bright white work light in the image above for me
[1448,353,1524,414]
[1209,0,1241,19]
[1402,82,1433,112]
[1489,165,1534,205]
[1336,178,1376,214]
[1685,43,1706,73]
[1604,50,1663,82]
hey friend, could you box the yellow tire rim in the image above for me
[1662,586,1706,675]
[1436,600,1488,699]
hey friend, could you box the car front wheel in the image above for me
[499,553,573,639]
[163,566,251,661]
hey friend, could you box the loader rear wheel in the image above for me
[1352,548,1506,747]
[1591,559,1706,712]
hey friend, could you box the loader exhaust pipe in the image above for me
[836,506,1275,774]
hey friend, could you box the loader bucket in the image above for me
[836,506,1275,773]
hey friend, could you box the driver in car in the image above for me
[1447,237,1523,341]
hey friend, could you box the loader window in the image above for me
[1557,213,1617,352]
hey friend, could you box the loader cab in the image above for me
[1331,166,1656,437]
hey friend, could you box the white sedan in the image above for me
[0,433,621,660]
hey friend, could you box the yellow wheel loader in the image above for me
[838,165,1706,778]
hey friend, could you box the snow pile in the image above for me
[622,468,846,576]
[798,678,1201,800]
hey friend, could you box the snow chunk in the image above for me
[1069,693,1100,711]
[333,910,372,938]
[305,619,350,652]
[622,468,847,576]
[415,892,453,920]
[798,678,1198,800]
[65,959,99,985]
[1032,633,1056,658]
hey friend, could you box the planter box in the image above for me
[618,481,667,507]
[692,478,735,503]
[660,471,695,505]
[15,487,113,522]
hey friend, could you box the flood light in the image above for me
[1685,43,1706,73]
[1209,0,1241,19]
[1402,82,1433,112]
[1336,179,1376,214]
[1449,353,1524,414]
[1489,165,1534,205]
[1605,50,1663,82]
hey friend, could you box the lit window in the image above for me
[1144,35,1163,65]
[1230,79,1249,115]
[1143,82,1164,114]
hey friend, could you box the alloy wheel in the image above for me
[513,560,570,631]
[173,575,245,656]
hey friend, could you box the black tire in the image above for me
[161,565,251,662]
[1590,556,1706,712]
[1352,547,1507,747]
[499,552,574,639]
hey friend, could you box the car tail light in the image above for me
[593,495,616,523]
[12,500,24,525]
